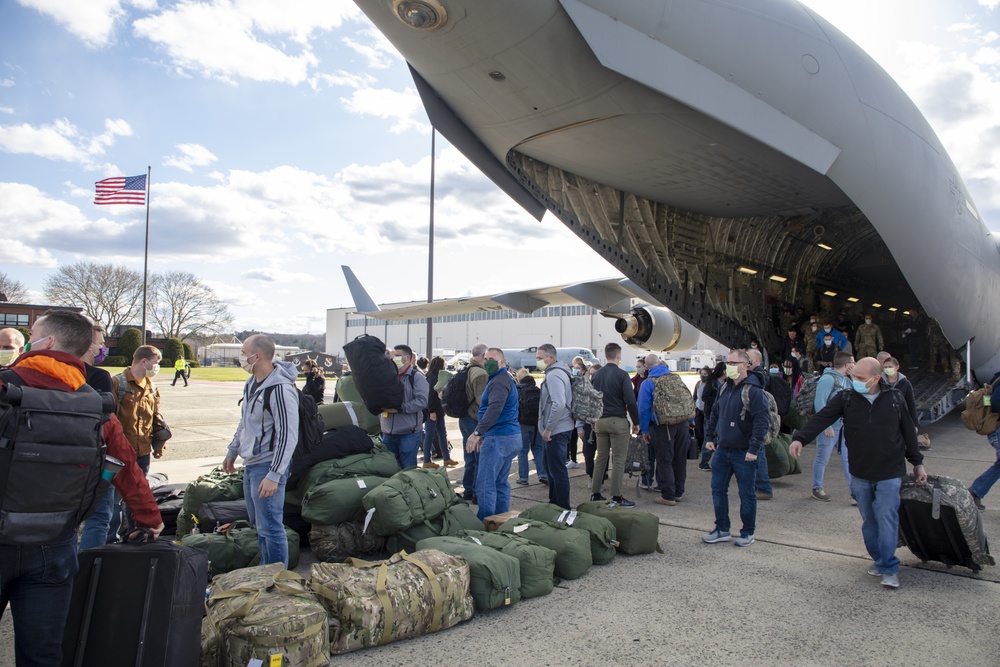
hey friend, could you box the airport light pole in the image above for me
[426,129,435,360]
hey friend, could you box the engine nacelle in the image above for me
[614,305,700,352]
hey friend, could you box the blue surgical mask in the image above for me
[769,368,779,375]
[852,379,870,393]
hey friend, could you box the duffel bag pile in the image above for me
[179,467,245,537]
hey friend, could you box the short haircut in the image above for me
[486,347,505,362]
[883,356,899,367]
[729,349,750,364]
[0,327,25,349]
[644,353,660,367]
[823,332,834,339]
[833,351,853,368]
[394,344,414,359]
[36,311,92,357]
[636,357,645,366]
[537,343,556,358]
[133,344,162,363]
[471,343,488,358]
[514,368,531,382]
[604,342,621,359]
[245,334,275,360]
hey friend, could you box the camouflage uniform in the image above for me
[927,318,951,373]
[804,330,818,365]
[854,322,884,359]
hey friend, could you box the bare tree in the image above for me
[149,271,233,340]
[43,262,143,332]
[0,272,29,303]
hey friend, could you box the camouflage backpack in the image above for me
[723,382,780,446]
[652,373,695,425]
[554,368,604,422]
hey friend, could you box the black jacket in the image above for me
[884,374,918,424]
[426,370,444,416]
[591,362,640,423]
[792,381,923,482]
[303,372,325,404]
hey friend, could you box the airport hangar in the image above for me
[326,298,727,372]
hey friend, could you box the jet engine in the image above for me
[614,306,700,352]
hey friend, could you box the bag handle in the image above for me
[399,552,444,635]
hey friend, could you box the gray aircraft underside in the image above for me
[352,0,1000,418]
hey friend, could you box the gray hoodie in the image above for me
[227,360,299,483]
[539,360,574,435]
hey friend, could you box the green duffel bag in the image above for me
[329,375,382,435]
[362,466,459,536]
[519,503,618,565]
[178,467,244,537]
[455,529,556,598]
[387,503,485,553]
[496,517,592,580]
[765,433,795,479]
[576,501,661,555]
[310,522,387,563]
[301,476,388,525]
[416,536,521,611]
[202,564,329,667]
[316,399,380,436]
[297,443,400,493]
[182,521,301,578]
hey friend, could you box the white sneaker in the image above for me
[566,461,580,469]
[880,573,899,589]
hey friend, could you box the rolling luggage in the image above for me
[416,536,521,610]
[897,474,995,572]
[62,538,207,667]
[496,517,592,580]
[301,475,388,525]
[197,499,250,532]
[455,529,556,598]
[576,500,662,555]
[519,503,618,564]
[342,334,404,415]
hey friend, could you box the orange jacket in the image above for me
[112,367,160,456]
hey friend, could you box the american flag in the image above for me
[94,174,147,205]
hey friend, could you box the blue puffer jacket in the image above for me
[704,372,771,456]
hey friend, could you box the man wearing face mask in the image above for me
[465,348,521,520]
[0,327,25,367]
[815,319,847,353]
[815,332,837,369]
[854,314,884,360]
[379,344,429,469]
[790,358,925,589]
[745,349,776,501]
[82,322,113,393]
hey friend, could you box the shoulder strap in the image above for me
[0,367,22,388]
[112,372,130,412]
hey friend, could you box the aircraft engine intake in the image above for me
[614,306,699,352]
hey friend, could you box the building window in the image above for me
[0,313,29,327]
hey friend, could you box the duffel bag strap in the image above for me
[375,562,394,645]
[399,552,444,634]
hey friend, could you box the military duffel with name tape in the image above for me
[178,467,244,537]
[309,549,475,654]
[182,521,300,579]
[496,517,592,580]
[416,535,521,611]
[386,503,485,553]
[297,443,400,494]
[454,529,556,598]
[361,466,459,536]
[201,563,329,667]
[301,475,388,526]
[519,502,618,565]
[575,501,662,555]
[310,521,388,563]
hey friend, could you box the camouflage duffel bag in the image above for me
[309,549,474,654]
[298,443,400,494]
[302,475,389,526]
[519,503,618,565]
[201,564,330,667]
[416,535,521,611]
[386,503,485,553]
[496,517,592,580]
[310,521,387,563]
[179,466,244,537]
[361,467,460,536]
[454,529,556,598]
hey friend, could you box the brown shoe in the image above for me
[421,461,440,469]
[654,497,676,506]
[442,459,460,467]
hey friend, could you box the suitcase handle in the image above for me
[124,528,155,544]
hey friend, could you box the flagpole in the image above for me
[141,165,151,345]
[426,129,435,360]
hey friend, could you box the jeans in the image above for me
[0,535,78,666]
[107,453,151,542]
[518,425,547,482]
[383,431,422,470]
[474,433,521,521]
[756,446,772,495]
[970,425,1000,499]
[78,485,116,551]
[544,431,572,509]
[710,446,758,537]
[592,417,630,497]
[850,476,902,574]
[421,415,449,463]
[243,462,289,567]
[459,415,479,495]
[812,425,841,490]
[652,422,688,500]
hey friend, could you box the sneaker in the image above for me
[756,491,773,501]
[421,461,440,469]
[701,529,731,544]
[880,573,899,589]
[651,485,664,493]
[566,461,580,469]
[811,488,831,502]
[850,496,858,506]
[442,459,460,467]
[654,497,676,506]
[867,564,882,576]
[640,484,653,491]
[611,496,635,508]
[590,493,607,501]
[733,534,755,547]
[539,478,549,486]
[971,492,985,510]
[516,478,529,486]
[675,495,683,503]
[698,464,712,472]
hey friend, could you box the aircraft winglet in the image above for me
[342,266,381,314]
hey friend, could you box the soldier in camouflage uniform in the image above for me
[804,323,819,365]
[926,318,951,374]
[854,314,884,360]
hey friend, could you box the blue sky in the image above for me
[1,0,998,333]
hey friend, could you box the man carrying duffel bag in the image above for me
[380,344,429,469]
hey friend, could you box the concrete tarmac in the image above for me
[4,378,1000,665]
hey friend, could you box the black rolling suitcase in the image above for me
[897,474,996,573]
[62,538,207,667]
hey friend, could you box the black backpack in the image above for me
[518,385,541,426]
[263,385,324,473]
[0,369,114,545]
[766,374,793,417]
[441,366,473,419]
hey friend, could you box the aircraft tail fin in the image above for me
[342,266,381,314]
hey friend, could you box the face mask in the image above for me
[769,368,779,375]
[824,327,832,333]
[824,340,832,347]
[238,353,257,373]
[146,363,160,378]
[394,357,405,369]
[535,359,547,371]
[24,336,52,353]
[884,367,897,376]
[700,374,709,381]
[92,344,108,365]
[0,349,15,366]
[725,365,740,380]
[865,319,872,325]
[852,378,871,394]
[484,360,500,374]
[751,344,758,349]
[811,326,818,332]
[783,367,792,374]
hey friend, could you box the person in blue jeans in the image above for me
[791,357,926,589]
[968,371,1000,509]
[514,369,547,485]
[465,348,522,520]
[379,344,430,470]
[745,349,775,500]
[810,351,853,502]
[459,345,490,501]
[702,350,771,547]
[223,334,300,567]
[536,344,574,509]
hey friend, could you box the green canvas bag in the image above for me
[301,476,388,525]
[386,503,485,553]
[328,374,382,435]
[496,517,592,580]
[182,521,300,578]
[416,536,521,611]
[361,467,459,536]
[454,529,556,598]
[297,443,400,493]
[519,503,618,565]
[178,466,244,537]
[576,501,662,555]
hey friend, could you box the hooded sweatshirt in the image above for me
[227,359,299,483]
[637,364,671,434]
[704,371,770,456]
[539,360,574,435]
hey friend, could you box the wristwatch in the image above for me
[473,431,481,437]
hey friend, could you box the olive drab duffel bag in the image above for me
[178,467,245,537]
[309,549,475,655]
[386,503,485,553]
[301,475,389,526]
[309,521,388,564]
[416,536,522,611]
[297,443,400,494]
[576,501,662,555]
[201,564,329,667]
[454,529,556,598]
[181,521,301,579]
[519,503,618,565]
[496,517,593,580]
[361,466,459,537]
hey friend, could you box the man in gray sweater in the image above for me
[536,343,574,509]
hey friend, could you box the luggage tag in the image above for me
[469,536,483,545]
[504,586,511,606]
[363,507,376,535]
[356,477,367,489]
[566,510,578,526]
[557,510,569,524]
[513,523,530,533]
[246,660,263,667]
[270,656,284,667]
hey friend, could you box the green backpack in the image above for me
[496,517,592,580]
[297,442,400,493]
[455,529,556,598]
[416,536,521,611]
[178,467,244,537]
[361,466,460,537]
[576,501,662,555]
[301,476,388,525]
[182,521,301,579]
[386,503,485,553]
[519,503,618,565]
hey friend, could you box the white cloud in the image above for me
[0,78,14,87]
[242,267,316,283]
[0,117,132,167]
[342,26,401,70]
[0,106,13,114]
[16,0,125,48]
[340,86,428,134]
[978,0,999,10]
[164,143,218,173]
